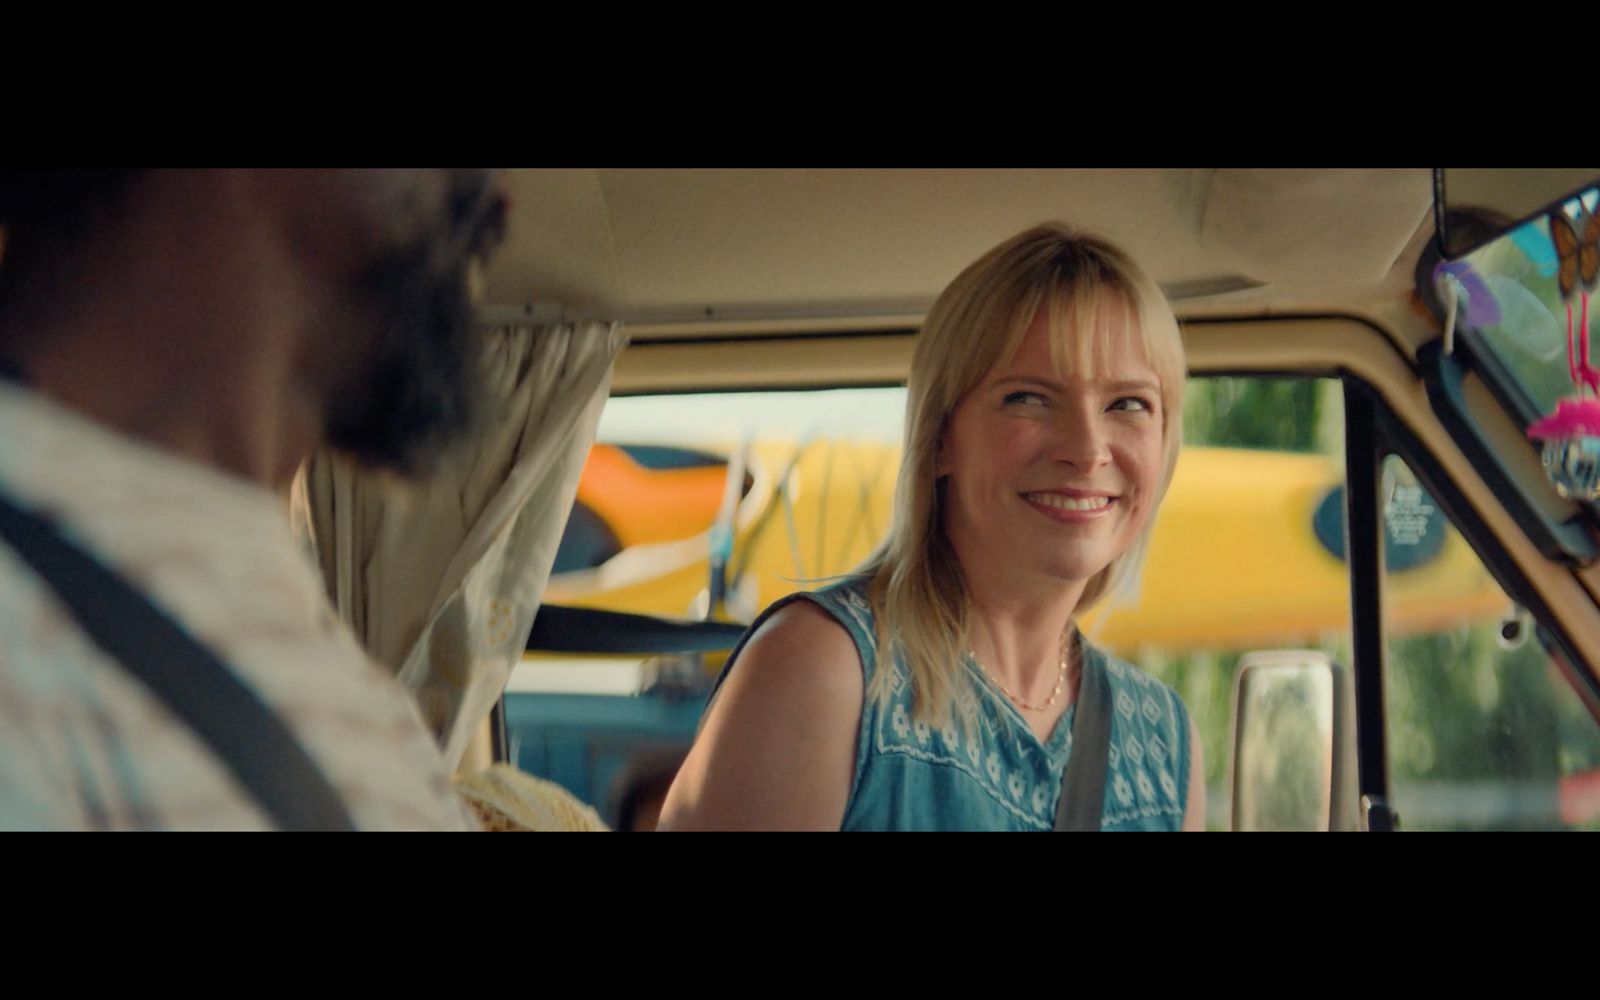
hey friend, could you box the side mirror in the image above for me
[1228,650,1357,831]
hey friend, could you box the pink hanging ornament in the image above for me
[1528,207,1600,499]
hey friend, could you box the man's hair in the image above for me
[0,169,145,317]
[0,170,143,226]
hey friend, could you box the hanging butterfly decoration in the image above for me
[1527,200,1600,499]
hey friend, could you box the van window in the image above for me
[1133,376,1351,827]
[1381,454,1600,830]
[546,386,906,621]
[518,371,1600,830]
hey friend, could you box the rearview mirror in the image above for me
[1440,169,1600,256]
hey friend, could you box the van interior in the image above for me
[401,169,1600,830]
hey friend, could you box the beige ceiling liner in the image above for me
[483,168,1442,324]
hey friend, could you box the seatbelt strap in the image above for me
[1055,640,1111,832]
[0,491,356,831]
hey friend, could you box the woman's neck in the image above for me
[963,568,1084,694]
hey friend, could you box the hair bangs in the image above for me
[1042,280,1145,385]
[1031,267,1186,433]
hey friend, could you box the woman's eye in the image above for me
[1003,391,1046,407]
[1109,396,1154,413]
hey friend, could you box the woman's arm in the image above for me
[1182,714,1206,831]
[657,601,864,831]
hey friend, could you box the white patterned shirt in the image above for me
[0,381,474,830]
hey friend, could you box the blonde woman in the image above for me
[659,224,1205,831]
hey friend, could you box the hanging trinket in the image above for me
[1526,205,1600,500]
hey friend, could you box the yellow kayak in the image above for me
[545,441,1506,656]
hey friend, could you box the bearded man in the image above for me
[0,169,510,830]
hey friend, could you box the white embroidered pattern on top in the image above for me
[1125,734,1145,766]
[1113,772,1134,806]
[815,586,1062,828]
[815,582,1188,831]
[1159,769,1179,801]
[1116,689,1137,721]
[1149,732,1169,766]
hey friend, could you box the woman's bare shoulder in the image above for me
[745,597,864,680]
[656,597,865,831]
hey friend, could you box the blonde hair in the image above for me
[860,223,1185,728]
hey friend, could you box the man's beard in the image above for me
[324,171,507,478]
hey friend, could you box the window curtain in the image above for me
[291,322,625,770]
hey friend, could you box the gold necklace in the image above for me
[970,630,1072,713]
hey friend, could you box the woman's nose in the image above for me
[1050,409,1111,470]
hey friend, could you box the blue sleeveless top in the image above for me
[717,576,1193,831]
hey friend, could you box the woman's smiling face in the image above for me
[937,301,1166,591]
